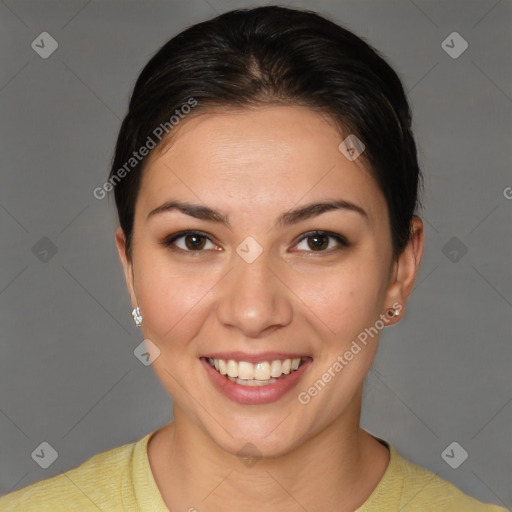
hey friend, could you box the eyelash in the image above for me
[160,230,349,254]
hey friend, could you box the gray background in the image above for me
[1,0,511,508]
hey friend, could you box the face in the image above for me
[116,105,421,458]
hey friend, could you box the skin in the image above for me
[116,105,424,512]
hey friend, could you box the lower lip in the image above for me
[200,358,312,405]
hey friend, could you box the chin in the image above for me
[199,413,311,462]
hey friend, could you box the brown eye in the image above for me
[307,233,329,251]
[183,233,207,250]
[295,231,349,253]
[161,231,216,252]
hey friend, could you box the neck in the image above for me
[148,391,389,512]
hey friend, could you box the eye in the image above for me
[160,230,218,252]
[160,229,348,254]
[294,230,349,253]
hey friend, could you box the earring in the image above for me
[386,307,400,318]
[131,306,143,327]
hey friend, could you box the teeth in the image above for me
[238,361,254,380]
[218,359,227,375]
[227,376,278,386]
[254,362,270,380]
[270,360,282,378]
[227,359,238,378]
[207,357,303,381]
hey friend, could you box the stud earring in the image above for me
[386,307,400,318]
[131,306,143,327]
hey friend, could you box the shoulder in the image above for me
[383,444,509,512]
[0,436,139,511]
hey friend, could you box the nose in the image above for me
[215,249,293,338]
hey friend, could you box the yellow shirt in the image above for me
[0,431,508,511]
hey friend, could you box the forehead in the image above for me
[137,105,386,223]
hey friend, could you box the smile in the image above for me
[200,355,313,405]
[207,357,304,386]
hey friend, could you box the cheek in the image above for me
[133,252,217,348]
[292,260,385,418]
[290,255,386,344]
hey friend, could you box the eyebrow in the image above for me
[147,198,368,227]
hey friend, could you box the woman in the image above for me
[0,6,508,511]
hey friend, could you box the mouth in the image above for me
[200,354,313,404]
[204,356,309,386]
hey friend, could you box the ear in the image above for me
[115,227,137,308]
[383,216,424,325]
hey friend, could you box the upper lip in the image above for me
[201,352,312,364]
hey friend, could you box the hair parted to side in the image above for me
[109,5,423,260]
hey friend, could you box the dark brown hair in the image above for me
[109,5,423,259]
